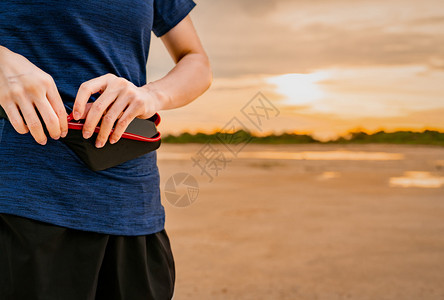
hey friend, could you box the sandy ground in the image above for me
[157,144,444,300]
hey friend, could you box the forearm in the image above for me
[0,44,10,57]
[0,45,15,70]
[143,51,212,112]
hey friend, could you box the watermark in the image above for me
[191,142,232,182]
[216,117,253,157]
[164,92,280,207]
[164,172,199,208]
[241,92,280,131]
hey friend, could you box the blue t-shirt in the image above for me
[0,0,195,235]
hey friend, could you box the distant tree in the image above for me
[162,130,444,146]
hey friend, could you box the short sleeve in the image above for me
[152,0,196,37]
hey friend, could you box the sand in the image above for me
[157,144,444,300]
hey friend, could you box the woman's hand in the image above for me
[73,14,212,149]
[0,46,68,145]
[72,73,161,148]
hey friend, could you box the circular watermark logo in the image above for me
[164,173,199,207]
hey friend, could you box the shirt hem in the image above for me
[0,209,165,236]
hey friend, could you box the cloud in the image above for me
[170,0,444,78]
[235,0,279,16]
[146,0,444,139]
[341,107,444,134]
[409,15,444,25]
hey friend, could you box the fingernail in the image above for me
[40,139,47,145]
[109,138,116,144]
[83,131,92,139]
[95,140,104,148]
[73,111,80,120]
[61,131,68,138]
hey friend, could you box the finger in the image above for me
[79,103,94,119]
[82,87,119,139]
[20,103,47,145]
[2,103,29,134]
[73,74,114,121]
[33,97,61,140]
[46,82,68,138]
[109,102,141,144]
[94,97,129,148]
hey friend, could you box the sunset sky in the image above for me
[147,0,444,140]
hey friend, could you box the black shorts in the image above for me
[0,213,175,300]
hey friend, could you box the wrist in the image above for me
[142,82,171,112]
[0,46,10,65]
[0,46,13,62]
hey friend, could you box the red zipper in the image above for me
[66,112,161,142]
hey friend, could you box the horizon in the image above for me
[161,126,444,137]
[161,127,444,144]
[147,0,444,141]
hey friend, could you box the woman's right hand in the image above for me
[0,46,68,145]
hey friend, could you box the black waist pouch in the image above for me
[0,105,161,171]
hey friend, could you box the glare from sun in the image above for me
[266,72,329,106]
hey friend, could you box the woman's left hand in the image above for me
[72,73,160,148]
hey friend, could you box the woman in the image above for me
[0,0,211,299]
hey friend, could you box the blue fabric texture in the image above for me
[0,0,196,235]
